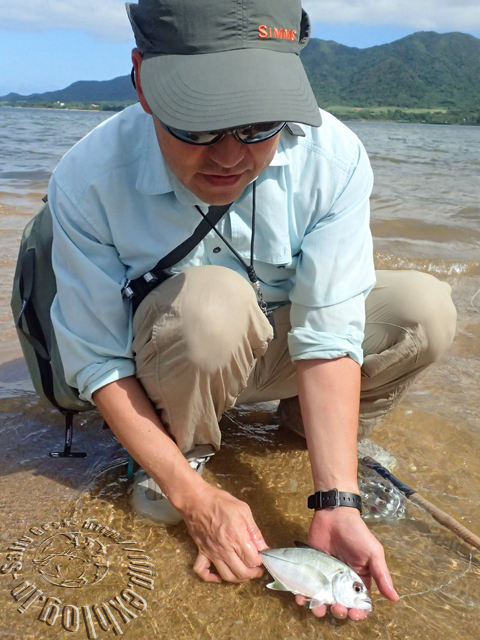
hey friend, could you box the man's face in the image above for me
[152,117,280,205]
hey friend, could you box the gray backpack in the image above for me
[11,197,234,458]
[11,199,92,457]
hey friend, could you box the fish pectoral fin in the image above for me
[308,573,334,609]
[309,595,330,610]
[267,580,291,591]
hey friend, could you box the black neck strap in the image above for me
[195,181,269,320]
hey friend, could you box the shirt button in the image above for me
[213,247,221,254]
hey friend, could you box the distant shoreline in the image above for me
[2,104,479,126]
[0,105,118,113]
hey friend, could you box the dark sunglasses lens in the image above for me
[163,121,285,145]
[165,125,222,145]
[237,121,285,143]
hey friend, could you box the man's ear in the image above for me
[132,48,153,115]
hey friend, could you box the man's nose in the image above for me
[207,133,246,168]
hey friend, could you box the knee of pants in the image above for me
[134,265,273,374]
[396,271,457,365]
[181,267,272,370]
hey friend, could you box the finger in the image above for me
[213,557,252,584]
[193,552,222,584]
[225,542,265,578]
[223,550,265,582]
[236,533,264,569]
[370,554,399,602]
[330,604,348,620]
[309,603,328,618]
[248,522,268,552]
[234,519,267,568]
[294,595,328,617]
[347,608,368,622]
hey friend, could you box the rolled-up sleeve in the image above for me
[49,179,135,403]
[288,137,376,365]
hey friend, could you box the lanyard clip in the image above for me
[122,280,135,299]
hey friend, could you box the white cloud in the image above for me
[0,0,132,41]
[303,0,480,33]
[1,0,480,40]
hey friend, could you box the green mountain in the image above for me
[1,32,479,117]
[1,75,137,106]
[301,31,480,109]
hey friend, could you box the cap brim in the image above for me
[140,48,322,131]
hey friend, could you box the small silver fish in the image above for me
[260,547,372,611]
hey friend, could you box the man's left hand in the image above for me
[295,507,399,621]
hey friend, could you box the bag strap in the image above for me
[123,202,233,312]
[17,248,50,361]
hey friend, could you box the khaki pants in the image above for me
[132,266,457,452]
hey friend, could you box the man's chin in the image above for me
[193,174,251,205]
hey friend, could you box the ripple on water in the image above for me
[374,251,480,278]
[453,206,480,220]
[371,218,480,245]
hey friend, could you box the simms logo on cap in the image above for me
[258,25,297,41]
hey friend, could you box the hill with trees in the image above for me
[302,31,480,108]
[2,31,479,124]
[0,75,137,111]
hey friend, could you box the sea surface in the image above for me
[0,106,479,639]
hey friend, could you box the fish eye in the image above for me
[353,582,364,593]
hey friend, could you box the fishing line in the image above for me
[471,285,480,314]
[386,555,476,607]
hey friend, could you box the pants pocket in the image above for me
[361,323,427,382]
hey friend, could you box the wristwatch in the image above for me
[307,488,362,514]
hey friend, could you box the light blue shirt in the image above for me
[49,103,375,403]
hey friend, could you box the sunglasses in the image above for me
[160,121,286,146]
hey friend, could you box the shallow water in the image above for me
[0,108,479,639]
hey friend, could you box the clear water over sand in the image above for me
[0,107,479,639]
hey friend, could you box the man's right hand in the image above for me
[180,483,267,583]
[94,377,267,584]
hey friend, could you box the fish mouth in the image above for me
[355,597,373,611]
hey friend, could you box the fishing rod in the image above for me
[362,456,480,552]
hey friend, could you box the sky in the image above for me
[1,0,480,96]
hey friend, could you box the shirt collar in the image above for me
[135,116,210,206]
[269,131,291,167]
[135,114,290,200]
[135,114,173,196]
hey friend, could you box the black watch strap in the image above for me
[308,489,362,514]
